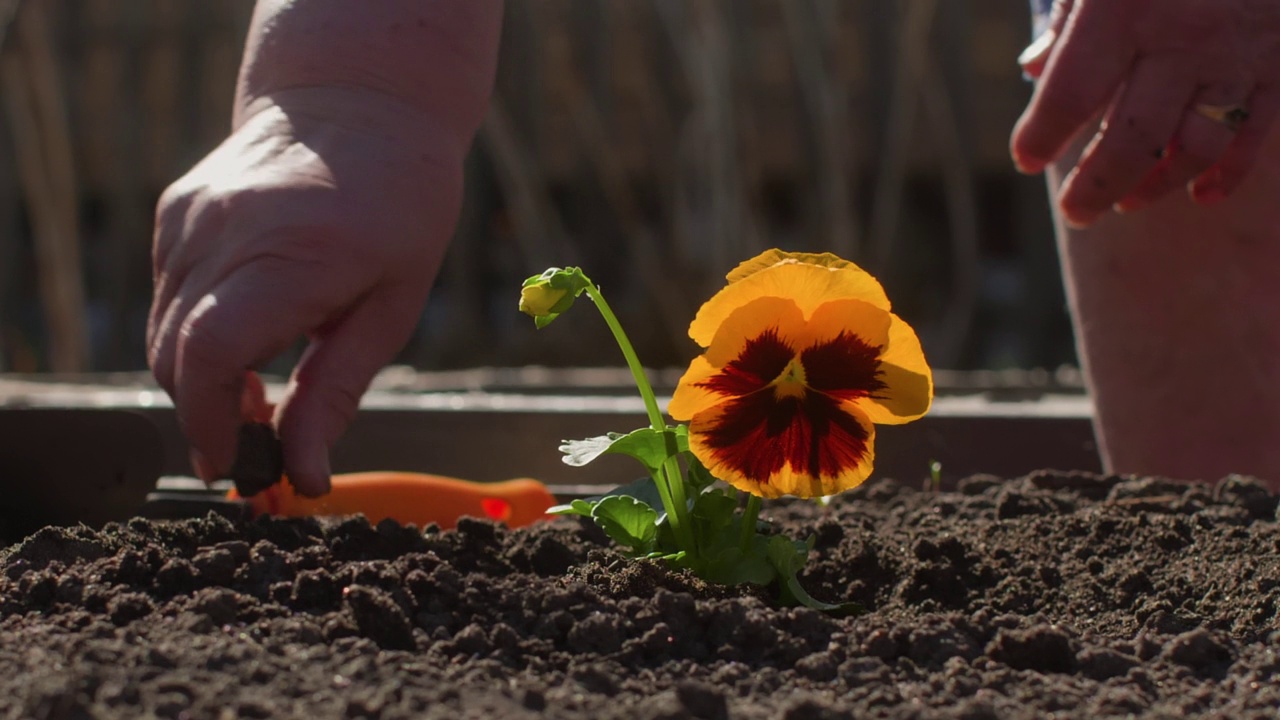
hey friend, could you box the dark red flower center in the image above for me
[695,326,885,487]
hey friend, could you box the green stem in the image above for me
[739,494,762,553]
[583,281,695,553]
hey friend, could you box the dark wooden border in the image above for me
[132,394,1100,489]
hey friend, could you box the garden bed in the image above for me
[2,470,1277,719]
[0,368,1100,491]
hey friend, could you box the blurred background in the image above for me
[0,0,1077,379]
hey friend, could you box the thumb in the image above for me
[273,286,427,497]
[1019,0,1070,80]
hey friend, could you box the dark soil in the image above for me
[2,470,1279,719]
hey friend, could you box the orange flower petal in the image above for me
[669,296,804,421]
[689,262,891,347]
[686,397,876,499]
[667,355,722,422]
[702,296,806,369]
[725,249,866,284]
[799,299,891,356]
[854,313,933,425]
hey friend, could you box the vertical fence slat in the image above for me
[3,0,88,372]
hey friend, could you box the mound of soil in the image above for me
[1,471,1278,719]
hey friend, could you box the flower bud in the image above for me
[518,267,590,328]
[519,282,570,318]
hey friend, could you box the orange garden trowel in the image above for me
[142,422,558,530]
[0,403,556,533]
[154,373,558,529]
[225,471,557,530]
[141,466,559,531]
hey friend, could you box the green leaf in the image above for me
[559,433,629,467]
[646,550,686,563]
[547,498,596,517]
[560,427,683,476]
[766,535,863,615]
[602,477,670,517]
[701,544,777,586]
[765,534,808,577]
[689,488,737,546]
[590,495,659,554]
[691,487,737,518]
[682,491,779,586]
[684,453,717,492]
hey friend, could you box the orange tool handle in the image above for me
[227,472,557,530]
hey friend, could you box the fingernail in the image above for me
[1113,198,1144,214]
[1063,208,1099,230]
[1192,182,1227,206]
[190,449,218,484]
[290,464,332,498]
[1017,29,1056,78]
[1011,148,1046,175]
[1190,168,1227,206]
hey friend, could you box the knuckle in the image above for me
[154,187,232,274]
[154,182,192,222]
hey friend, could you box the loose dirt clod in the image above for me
[1,471,1278,719]
[226,422,284,497]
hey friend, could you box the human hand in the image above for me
[1011,0,1280,226]
[148,89,468,496]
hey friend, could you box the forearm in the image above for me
[233,0,504,145]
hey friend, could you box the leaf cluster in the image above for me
[551,427,860,614]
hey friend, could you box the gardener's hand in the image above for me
[148,90,465,496]
[1011,0,1280,227]
[147,0,502,496]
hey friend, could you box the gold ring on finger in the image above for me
[1193,103,1251,132]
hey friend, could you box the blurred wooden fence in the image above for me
[0,0,1075,375]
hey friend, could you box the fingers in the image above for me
[1014,1,1280,217]
[1054,54,1197,227]
[1115,87,1251,213]
[148,192,225,393]
[149,262,222,397]
[173,256,370,484]
[1190,84,1280,204]
[241,370,273,424]
[273,286,427,496]
[1011,1,1141,173]
[147,192,190,372]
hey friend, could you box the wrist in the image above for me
[234,0,502,146]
